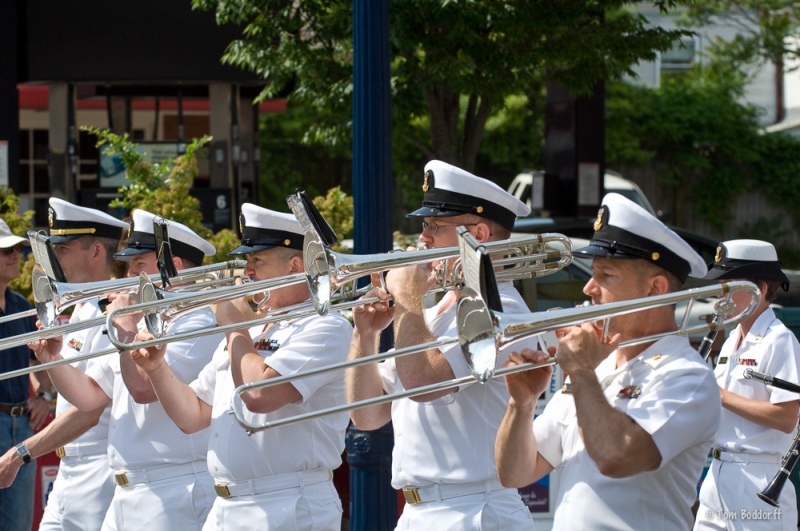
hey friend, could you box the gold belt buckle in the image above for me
[214,484,232,498]
[402,487,421,505]
[55,447,66,458]
[114,472,129,487]
[712,448,722,460]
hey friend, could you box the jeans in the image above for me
[0,412,35,531]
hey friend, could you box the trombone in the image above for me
[106,230,573,351]
[0,260,245,354]
[227,228,761,433]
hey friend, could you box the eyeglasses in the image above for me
[1,244,24,256]
[421,221,477,234]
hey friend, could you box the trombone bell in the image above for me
[456,286,499,384]
[304,233,332,316]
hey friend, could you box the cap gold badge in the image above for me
[593,207,605,231]
[48,208,54,228]
[422,170,432,193]
[651,252,660,261]
[715,244,723,263]
[476,206,484,214]
[284,239,291,246]
[239,215,244,234]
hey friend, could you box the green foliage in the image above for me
[82,128,240,259]
[205,228,240,265]
[195,0,694,170]
[83,127,214,239]
[606,70,766,230]
[0,187,36,300]
[312,186,354,242]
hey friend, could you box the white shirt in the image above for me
[87,308,223,471]
[58,300,112,446]
[191,312,352,482]
[712,307,800,455]
[535,335,721,531]
[380,282,535,487]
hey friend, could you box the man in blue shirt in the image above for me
[0,218,53,531]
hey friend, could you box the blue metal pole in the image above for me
[349,0,395,530]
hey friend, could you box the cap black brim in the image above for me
[49,234,82,244]
[572,243,639,260]
[406,206,465,219]
[227,244,277,256]
[113,247,155,261]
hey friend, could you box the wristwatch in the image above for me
[15,443,31,464]
[36,391,55,403]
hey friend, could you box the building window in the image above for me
[661,37,696,71]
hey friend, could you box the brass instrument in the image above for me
[227,228,759,433]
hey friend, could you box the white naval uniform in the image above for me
[695,307,800,531]
[40,301,115,531]
[534,335,721,531]
[379,282,536,530]
[85,308,223,531]
[191,311,352,531]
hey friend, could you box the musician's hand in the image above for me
[554,322,619,375]
[352,273,394,336]
[27,320,63,363]
[215,282,256,328]
[107,292,142,341]
[129,331,168,374]
[503,347,555,409]
[0,447,23,489]
[26,395,51,431]
[385,252,435,310]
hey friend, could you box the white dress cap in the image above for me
[0,218,29,248]
[704,239,789,290]
[48,198,130,244]
[406,160,531,230]
[228,203,304,255]
[114,209,215,264]
[573,193,707,283]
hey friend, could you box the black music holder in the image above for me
[153,218,177,288]
[27,230,68,283]
[289,188,339,248]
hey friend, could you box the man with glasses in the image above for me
[0,198,129,531]
[29,209,222,530]
[346,160,535,528]
[0,219,53,531]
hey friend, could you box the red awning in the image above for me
[17,85,286,112]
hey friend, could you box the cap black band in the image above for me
[126,231,156,251]
[706,258,789,289]
[413,188,517,231]
[120,231,206,264]
[50,219,125,240]
[239,226,303,251]
[587,224,691,282]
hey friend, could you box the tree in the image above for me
[83,128,241,264]
[680,1,800,76]
[194,0,693,171]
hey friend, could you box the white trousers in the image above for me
[695,458,797,531]
[101,470,214,531]
[39,453,115,531]
[395,487,534,531]
[202,479,342,531]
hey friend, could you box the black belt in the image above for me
[0,403,29,416]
